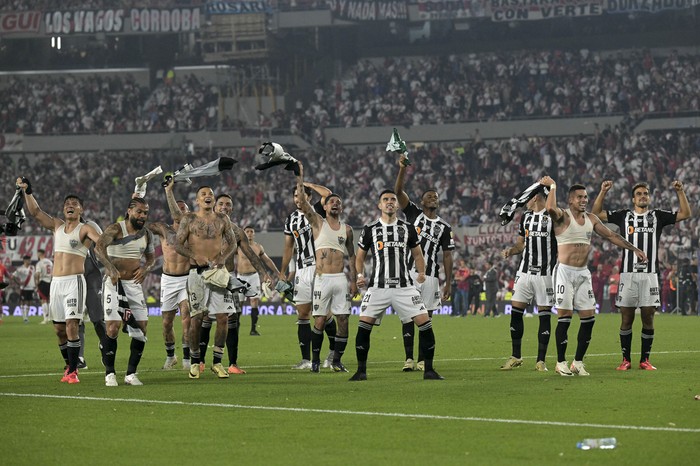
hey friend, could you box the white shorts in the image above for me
[103,278,148,322]
[617,272,661,308]
[511,271,555,308]
[359,286,427,324]
[187,269,233,317]
[160,273,189,312]
[49,274,86,322]
[312,273,350,317]
[553,263,596,311]
[238,272,261,299]
[293,265,316,305]
[410,272,441,311]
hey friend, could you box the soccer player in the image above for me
[351,189,442,381]
[237,225,284,336]
[394,153,454,371]
[35,249,53,324]
[500,191,557,372]
[95,197,156,386]
[175,186,272,380]
[540,176,647,376]
[296,161,357,373]
[17,177,101,384]
[281,180,336,369]
[592,180,691,370]
[12,255,35,323]
[146,178,192,370]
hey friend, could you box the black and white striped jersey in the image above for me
[284,202,326,270]
[517,209,557,275]
[358,218,420,288]
[605,209,676,273]
[403,202,455,278]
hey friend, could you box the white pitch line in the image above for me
[1,349,699,378]
[1,392,699,433]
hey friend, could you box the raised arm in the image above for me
[304,181,332,204]
[591,214,648,263]
[296,161,321,229]
[540,176,564,221]
[164,177,183,223]
[16,177,57,231]
[672,180,692,222]
[394,153,410,210]
[591,180,612,221]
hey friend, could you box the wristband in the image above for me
[357,273,363,278]
[549,183,556,190]
[22,177,32,195]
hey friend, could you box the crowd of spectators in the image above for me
[1,48,699,136]
[286,48,700,135]
[0,73,219,134]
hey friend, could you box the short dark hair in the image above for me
[569,184,586,194]
[632,182,650,195]
[38,249,45,254]
[128,197,148,209]
[421,189,438,199]
[378,189,396,200]
[23,255,30,260]
[63,194,83,206]
[324,193,341,205]
[215,193,232,202]
[244,225,255,231]
[196,185,213,195]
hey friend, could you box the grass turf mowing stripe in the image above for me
[2,392,699,433]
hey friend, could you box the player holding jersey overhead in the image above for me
[394,153,454,371]
[500,191,557,372]
[351,189,442,381]
[540,176,647,377]
[592,180,691,370]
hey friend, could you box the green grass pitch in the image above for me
[1,312,698,465]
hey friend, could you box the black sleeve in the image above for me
[357,225,372,251]
[403,201,422,224]
[406,222,420,249]
[313,201,326,218]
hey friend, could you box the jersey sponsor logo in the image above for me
[293,224,312,238]
[411,295,422,305]
[650,287,659,295]
[628,226,655,234]
[377,241,404,250]
[525,230,549,237]
[67,298,77,307]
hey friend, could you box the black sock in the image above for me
[311,326,324,363]
[227,314,239,366]
[183,345,190,360]
[190,350,201,365]
[354,321,373,373]
[92,320,107,344]
[334,335,348,363]
[251,307,259,331]
[537,313,551,362]
[402,321,414,360]
[619,328,632,361]
[59,343,69,366]
[212,348,223,365]
[574,316,595,361]
[127,338,146,375]
[298,319,312,360]
[640,328,654,362]
[417,320,436,372]
[200,320,212,363]
[555,317,571,362]
[165,343,175,358]
[103,336,118,374]
[510,307,525,359]
[67,339,81,372]
[324,316,336,351]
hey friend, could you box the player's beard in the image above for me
[129,216,145,230]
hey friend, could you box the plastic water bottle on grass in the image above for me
[576,437,617,450]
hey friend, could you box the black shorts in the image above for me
[84,272,104,323]
[38,282,51,301]
[20,289,34,302]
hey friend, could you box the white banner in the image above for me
[490,0,603,21]
[1,235,53,266]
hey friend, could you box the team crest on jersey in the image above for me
[70,239,79,249]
